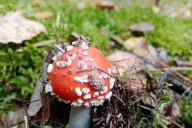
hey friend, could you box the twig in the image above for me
[76,67,115,78]
[112,94,125,104]
[16,40,56,52]
[23,106,30,128]
[54,43,65,53]
[164,67,192,71]
[160,115,183,128]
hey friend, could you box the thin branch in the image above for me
[164,67,192,71]
[76,67,115,78]
[112,94,125,104]
[54,43,65,53]
[160,115,183,128]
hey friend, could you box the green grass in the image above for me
[0,0,192,113]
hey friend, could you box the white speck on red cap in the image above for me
[82,51,88,56]
[105,91,112,100]
[88,58,94,62]
[52,52,63,61]
[72,41,78,45]
[82,88,90,94]
[100,86,108,94]
[90,100,97,105]
[108,68,112,74]
[67,54,76,60]
[45,83,52,93]
[81,42,89,50]
[84,94,91,99]
[75,87,82,96]
[77,99,84,104]
[47,64,53,73]
[71,102,81,106]
[56,61,67,68]
[77,60,87,69]
[110,78,115,89]
[93,92,99,97]
[92,99,104,106]
[66,46,73,51]
[84,102,90,107]
[74,75,89,83]
[98,75,103,79]
[98,96,104,100]
[102,72,110,78]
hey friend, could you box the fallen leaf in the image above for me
[34,11,53,19]
[153,6,160,13]
[157,47,168,61]
[0,11,46,44]
[30,0,42,6]
[124,37,148,57]
[184,9,191,18]
[128,74,147,91]
[27,79,43,116]
[0,4,5,9]
[171,12,181,18]
[96,0,115,10]
[107,51,143,75]
[76,2,86,10]
[27,51,52,117]
[0,109,25,127]
[164,102,180,124]
[129,22,155,32]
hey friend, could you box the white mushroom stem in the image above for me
[69,106,91,128]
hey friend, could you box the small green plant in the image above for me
[179,97,192,125]
[40,123,53,128]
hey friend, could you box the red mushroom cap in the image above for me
[46,36,115,107]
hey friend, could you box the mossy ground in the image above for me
[0,0,192,114]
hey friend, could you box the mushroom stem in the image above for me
[69,106,91,128]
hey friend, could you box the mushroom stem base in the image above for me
[69,106,91,128]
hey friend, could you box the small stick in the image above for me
[54,43,65,53]
[112,94,125,104]
[76,67,115,78]
[164,67,192,71]
[160,115,183,128]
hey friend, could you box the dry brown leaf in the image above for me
[128,74,147,91]
[164,102,180,125]
[124,37,148,57]
[0,109,25,127]
[34,11,53,19]
[129,22,155,32]
[76,2,86,10]
[30,0,42,6]
[0,11,46,44]
[27,79,43,116]
[96,0,115,10]
[107,51,143,75]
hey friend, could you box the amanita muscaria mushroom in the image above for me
[45,35,115,127]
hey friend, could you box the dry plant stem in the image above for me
[16,40,56,52]
[76,67,115,78]
[164,67,192,71]
[160,115,183,128]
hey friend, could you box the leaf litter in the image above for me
[0,11,46,44]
